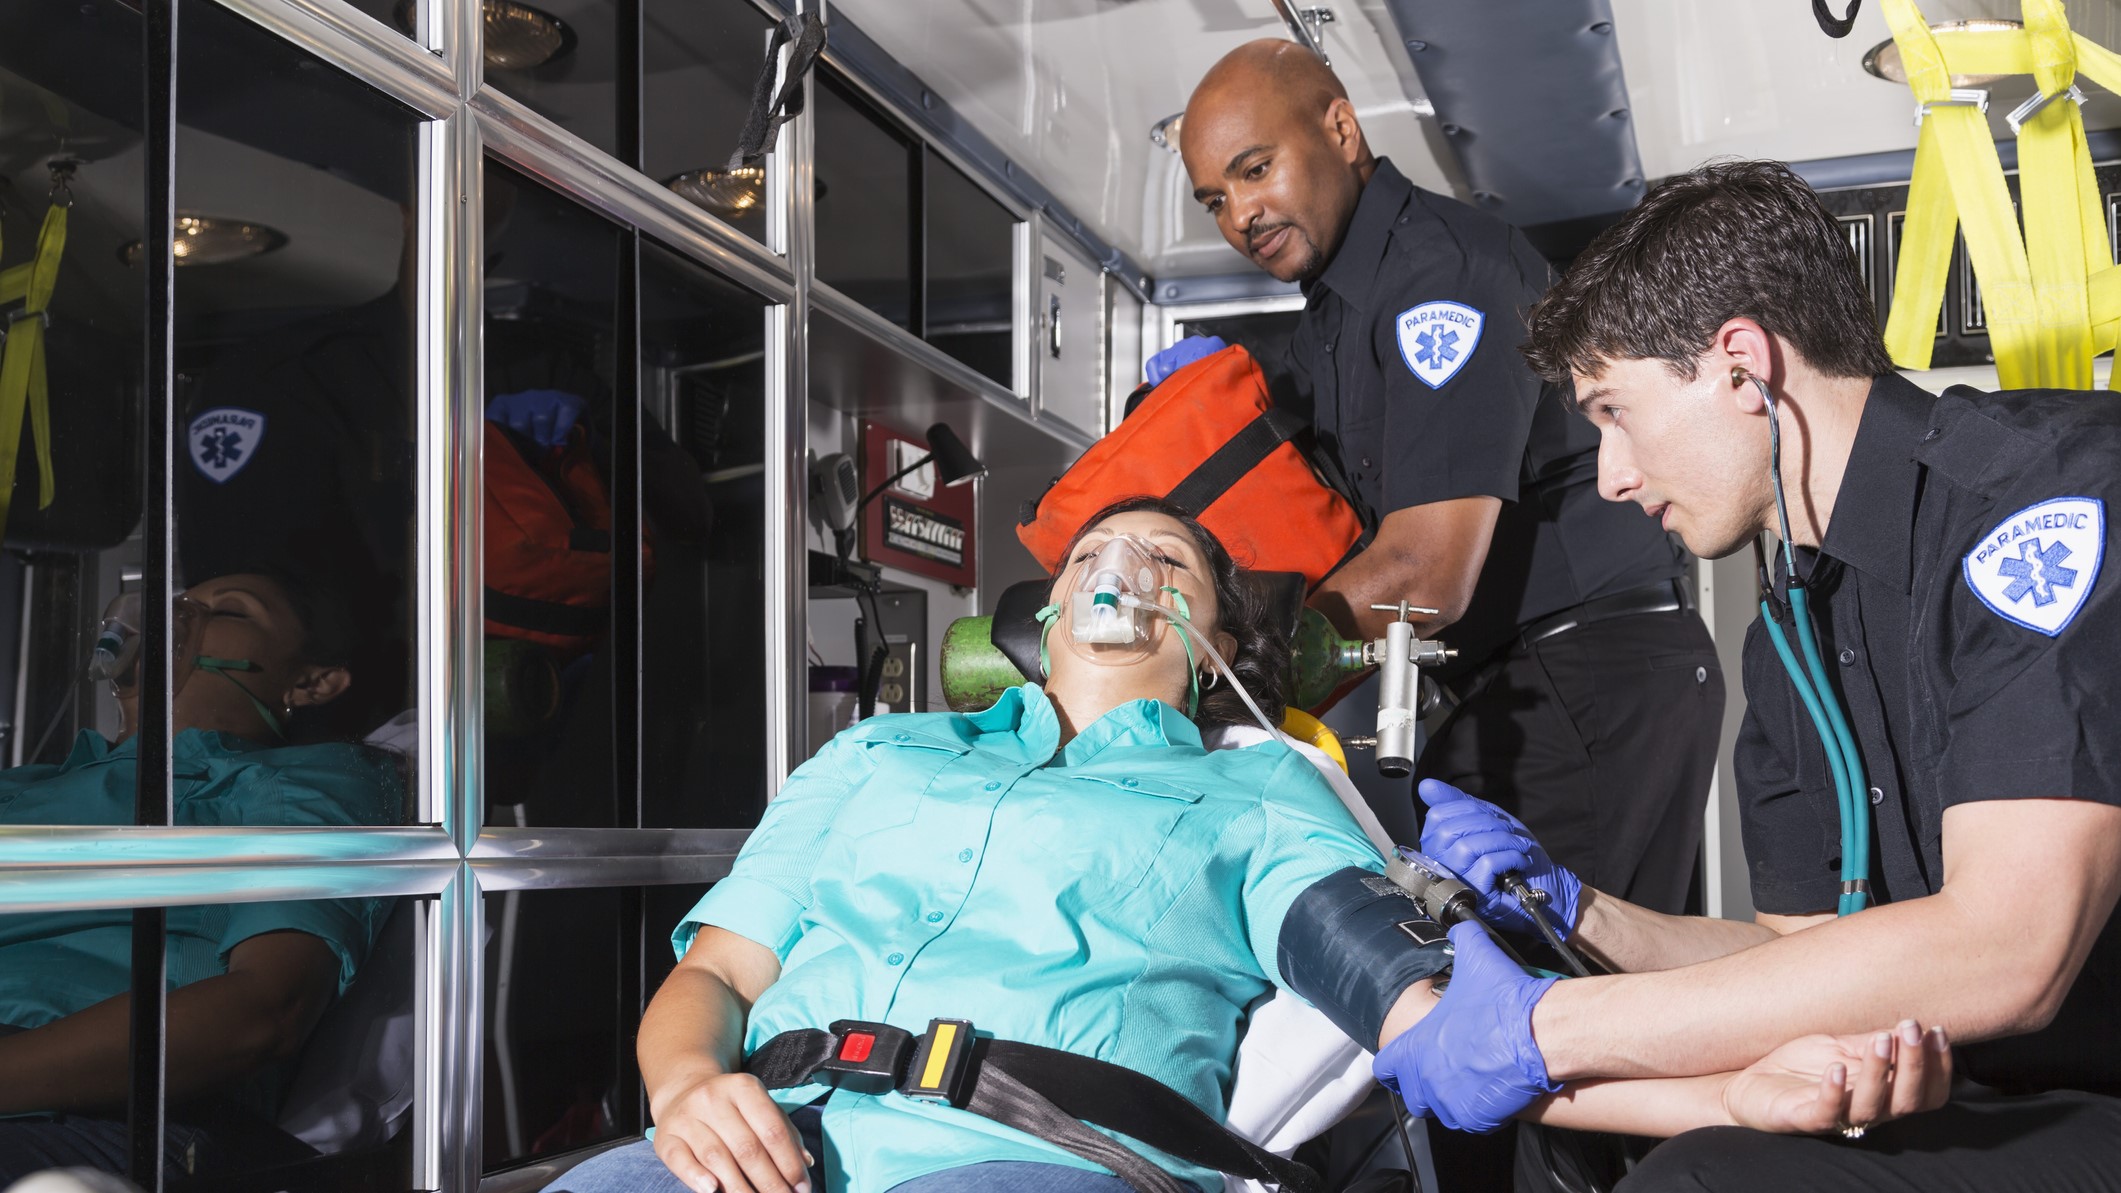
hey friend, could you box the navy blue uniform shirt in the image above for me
[1737,371,2121,1095]
[1276,158,1686,672]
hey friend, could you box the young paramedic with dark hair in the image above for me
[546,498,1939,1193]
[1375,159,2121,1190]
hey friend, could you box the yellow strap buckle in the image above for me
[2004,82,2086,133]
[1912,87,1989,125]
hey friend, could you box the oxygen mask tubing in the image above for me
[1037,533,1281,736]
[88,591,288,739]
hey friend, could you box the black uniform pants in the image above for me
[1415,607,1723,915]
[1415,608,1722,1193]
[1619,1084,2121,1193]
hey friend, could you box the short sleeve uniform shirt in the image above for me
[1735,372,2121,1094]
[679,685,1386,1193]
[1278,158,1685,669]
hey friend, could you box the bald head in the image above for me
[1181,40,1374,283]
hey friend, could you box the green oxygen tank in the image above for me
[1289,606,1370,710]
[940,616,1029,711]
[939,605,1370,714]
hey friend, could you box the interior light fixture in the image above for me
[1862,20,2024,87]
[1149,112,1184,155]
[666,166,767,220]
[394,0,575,70]
[118,216,288,268]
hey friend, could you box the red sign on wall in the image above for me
[861,420,977,587]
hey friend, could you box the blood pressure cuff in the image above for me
[1277,866,1455,1049]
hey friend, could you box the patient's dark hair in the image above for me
[1055,497,1292,730]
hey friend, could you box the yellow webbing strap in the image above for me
[1880,1,2121,390]
[0,201,65,536]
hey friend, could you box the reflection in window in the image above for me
[481,0,619,158]
[482,159,627,828]
[483,886,640,1170]
[640,242,768,828]
[814,70,913,328]
[925,152,1017,387]
[0,898,418,1188]
[172,0,422,823]
[645,0,773,245]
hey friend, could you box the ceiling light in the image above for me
[394,0,575,70]
[1150,112,1184,155]
[1862,20,2023,87]
[666,166,767,220]
[119,216,288,268]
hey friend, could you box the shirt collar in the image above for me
[966,684,1203,766]
[1310,157,1413,310]
[1820,372,1935,592]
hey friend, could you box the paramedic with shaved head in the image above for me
[1173,42,1722,1179]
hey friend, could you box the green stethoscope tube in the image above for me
[1747,370,1871,915]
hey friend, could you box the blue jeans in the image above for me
[543,1108,1135,1193]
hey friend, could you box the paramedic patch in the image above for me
[1963,496,2105,637]
[1395,300,1484,389]
[187,407,267,484]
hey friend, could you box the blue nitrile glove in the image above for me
[1418,779,1582,940]
[1373,920,1561,1135]
[487,389,587,448]
[1144,335,1228,386]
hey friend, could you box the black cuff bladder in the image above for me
[1277,865,1455,1049]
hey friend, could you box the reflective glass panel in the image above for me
[482,159,622,828]
[644,0,773,245]
[924,151,1016,387]
[0,1,145,774]
[482,885,643,1170]
[171,0,421,826]
[0,897,418,1188]
[813,69,914,328]
[639,243,769,828]
[483,0,621,159]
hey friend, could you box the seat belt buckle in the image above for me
[899,1018,978,1107]
[819,1020,917,1095]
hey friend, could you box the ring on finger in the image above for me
[1838,1121,1868,1141]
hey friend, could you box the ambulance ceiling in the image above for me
[829,0,2121,281]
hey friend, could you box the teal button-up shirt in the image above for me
[0,729,402,1117]
[678,685,1385,1192]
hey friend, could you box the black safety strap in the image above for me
[1813,0,1861,38]
[483,587,609,638]
[1163,406,1309,518]
[745,1029,1325,1193]
[728,12,828,170]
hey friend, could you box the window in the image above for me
[925,152,1016,387]
[644,0,775,245]
[813,70,915,329]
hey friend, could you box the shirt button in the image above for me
[983,780,1002,791]
[1324,341,1336,354]
[1923,427,1941,442]
[893,733,911,742]
[1122,778,1140,788]
[926,911,944,923]
[957,848,974,863]
[886,952,905,966]
[1869,786,1885,806]
[1361,457,1373,469]
[1695,666,1708,684]
[1838,648,1856,665]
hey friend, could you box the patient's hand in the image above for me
[651,1070,814,1193]
[1720,1019,1951,1136]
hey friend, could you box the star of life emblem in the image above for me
[1963,496,2105,637]
[1395,300,1485,389]
[187,407,267,484]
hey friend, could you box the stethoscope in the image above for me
[1737,366,1872,916]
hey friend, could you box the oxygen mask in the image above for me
[1065,534,1175,656]
[89,591,208,694]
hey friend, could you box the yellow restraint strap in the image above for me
[0,200,64,537]
[1880,0,2121,390]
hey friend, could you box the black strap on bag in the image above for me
[747,1020,1325,1193]
[728,12,828,169]
[1164,406,1308,517]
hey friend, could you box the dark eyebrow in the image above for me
[1573,385,1612,415]
[1192,144,1271,202]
